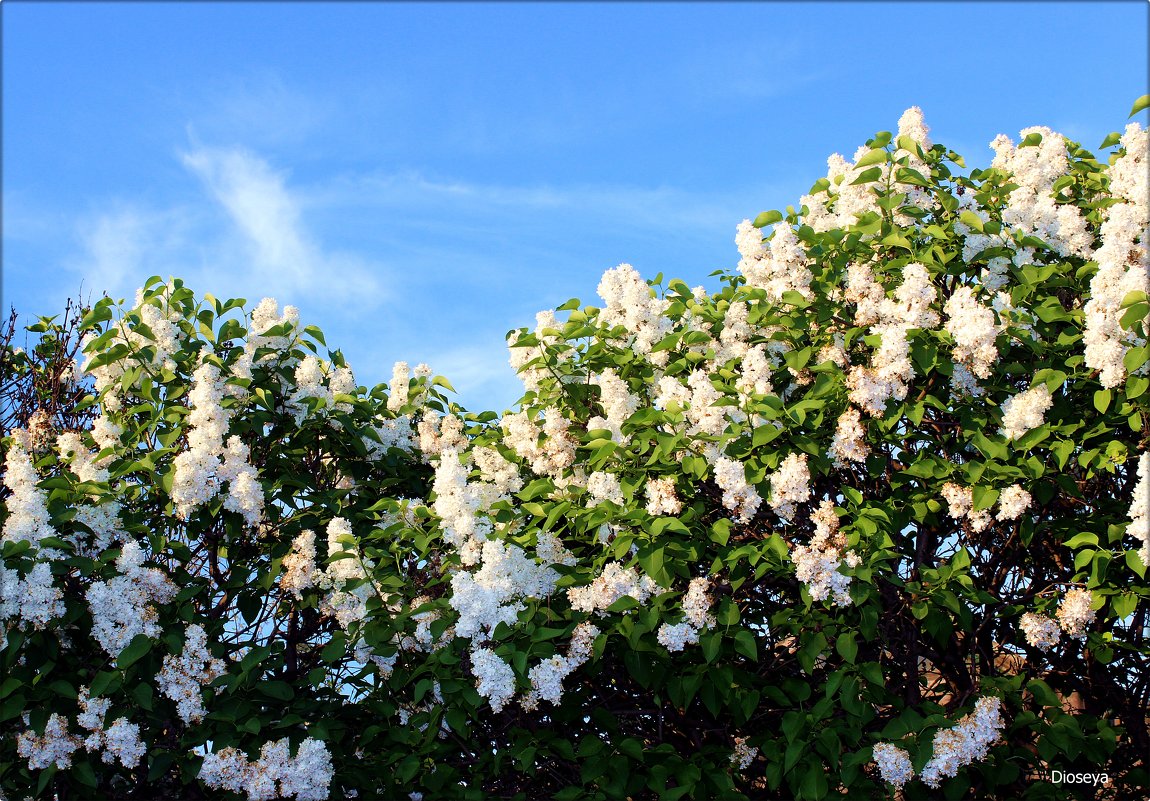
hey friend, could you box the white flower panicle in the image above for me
[199,737,334,801]
[281,530,319,599]
[999,384,1053,441]
[1056,588,1096,640]
[644,476,682,516]
[589,368,639,445]
[99,718,147,768]
[2,442,59,554]
[522,621,600,710]
[656,577,715,652]
[1019,612,1061,651]
[1,561,65,630]
[920,697,1005,788]
[586,471,625,507]
[990,127,1094,259]
[16,713,82,770]
[1085,123,1149,388]
[568,561,657,616]
[830,406,869,466]
[995,484,1032,521]
[219,436,265,528]
[470,647,517,713]
[730,736,759,772]
[597,263,673,359]
[450,539,560,640]
[872,742,914,789]
[87,540,177,657]
[1129,452,1150,567]
[792,500,858,607]
[769,453,811,520]
[388,361,411,411]
[433,448,492,557]
[737,221,813,301]
[712,456,762,524]
[945,287,1000,385]
[940,483,991,533]
[156,624,227,725]
[501,409,577,480]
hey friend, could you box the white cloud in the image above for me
[180,144,385,306]
[63,144,388,316]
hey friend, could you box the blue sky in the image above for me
[3,1,1147,413]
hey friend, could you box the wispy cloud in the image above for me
[63,144,388,315]
[180,144,385,305]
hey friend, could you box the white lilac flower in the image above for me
[1019,612,1060,651]
[945,287,1000,382]
[712,457,762,523]
[1056,588,1096,640]
[567,562,657,616]
[281,530,319,600]
[995,485,1032,521]
[999,385,1053,441]
[792,500,856,607]
[16,713,82,770]
[470,647,517,713]
[156,624,227,724]
[769,453,810,520]
[830,406,869,465]
[920,697,1005,788]
[872,742,914,788]
[730,736,759,772]
[1129,452,1150,567]
[199,737,333,801]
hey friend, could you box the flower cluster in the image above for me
[920,697,1005,788]
[2,442,58,554]
[1129,452,1150,567]
[16,713,82,770]
[872,742,914,789]
[768,453,811,521]
[944,287,1000,389]
[1084,123,1149,388]
[171,364,265,527]
[729,736,759,772]
[712,456,762,523]
[999,384,1053,441]
[156,624,227,724]
[1056,588,1096,640]
[1019,612,1061,651]
[567,561,658,616]
[87,540,177,657]
[791,500,858,606]
[469,646,517,713]
[199,737,334,801]
[656,577,715,652]
[522,621,600,709]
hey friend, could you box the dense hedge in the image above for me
[2,101,1148,800]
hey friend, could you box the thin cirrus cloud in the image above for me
[65,143,387,316]
[179,144,385,306]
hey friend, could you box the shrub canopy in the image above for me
[2,103,1149,800]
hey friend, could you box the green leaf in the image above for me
[959,210,985,232]
[835,633,858,664]
[753,210,783,228]
[854,148,888,169]
[117,633,153,670]
[1094,389,1112,414]
[734,629,758,661]
[1063,532,1098,549]
[701,632,722,663]
[849,166,883,186]
[1130,95,1150,118]
[260,681,295,701]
